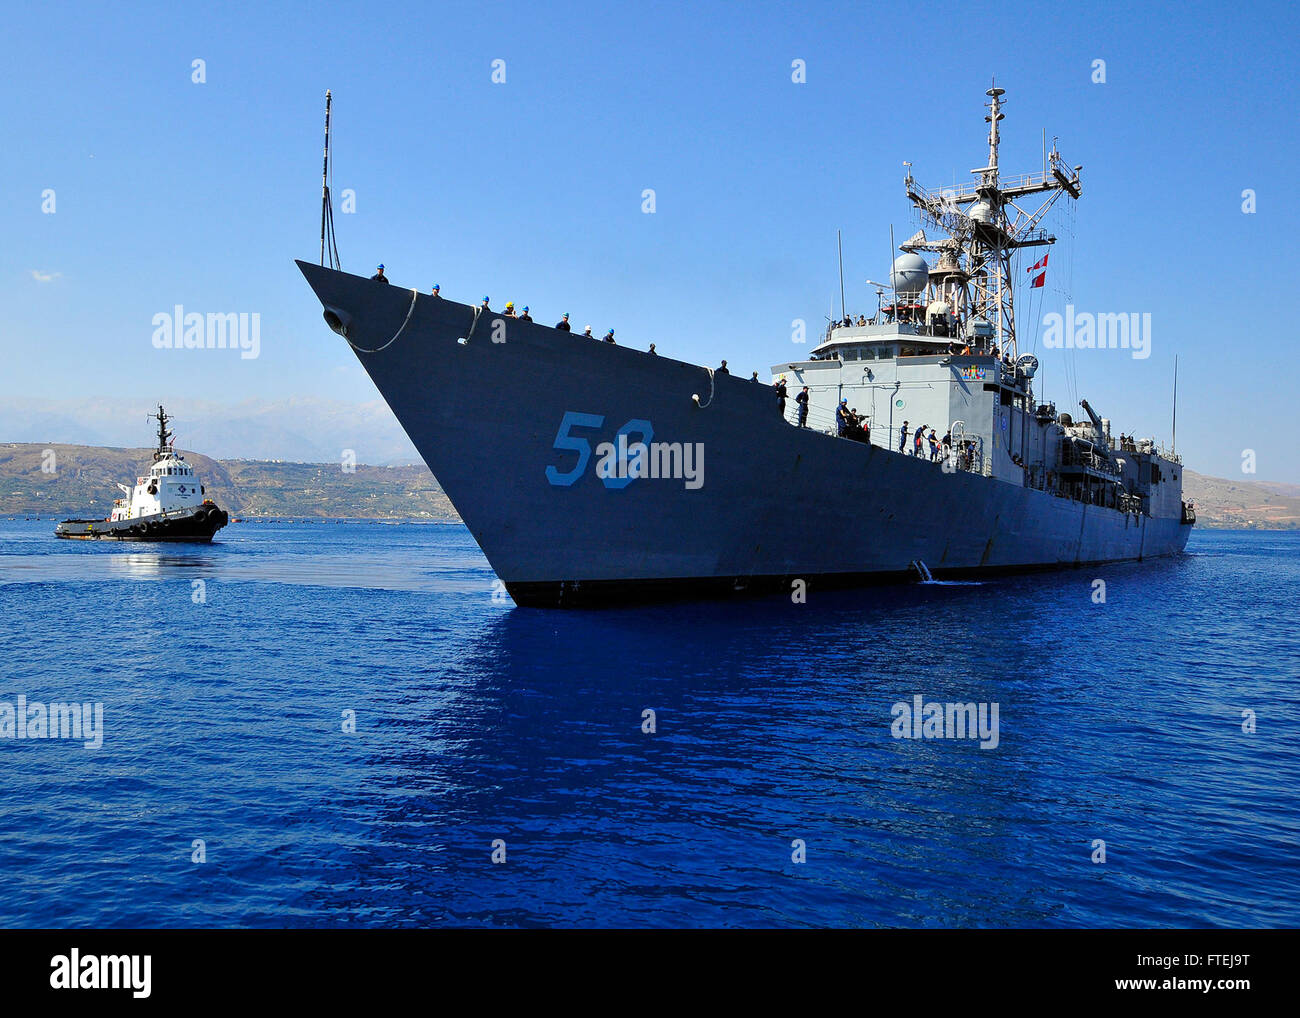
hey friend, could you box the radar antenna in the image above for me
[903,81,1083,360]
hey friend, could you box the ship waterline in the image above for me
[295,261,1189,608]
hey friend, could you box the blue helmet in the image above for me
[482,296,489,302]
[377,263,384,270]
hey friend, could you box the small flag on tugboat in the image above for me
[1027,252,1048,288]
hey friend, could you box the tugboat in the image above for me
[55,406,230,542]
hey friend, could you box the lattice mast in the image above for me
[903,83,1082,359]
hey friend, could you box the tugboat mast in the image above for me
[147,405,173,461]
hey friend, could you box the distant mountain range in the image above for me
[0,397,422,465]
[1182,470,1300,529]
[0,444,454,519]
[0,441,1296,527]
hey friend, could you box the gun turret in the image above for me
[1078,399,1113,459]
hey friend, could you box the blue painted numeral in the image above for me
[602,418,655,490]
[545,411,605,486]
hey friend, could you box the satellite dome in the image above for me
[926,300,950,321]
[890,253,929,295]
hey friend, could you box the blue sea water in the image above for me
[0,519,1296,929]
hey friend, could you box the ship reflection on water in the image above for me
[7,525,481,593]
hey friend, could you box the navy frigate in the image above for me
[298,86,1193,607]
[55,406,230,542]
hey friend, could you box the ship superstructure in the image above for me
[783,85,1191,526]
[297,85,1192,607]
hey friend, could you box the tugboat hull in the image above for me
[55,505,229,542]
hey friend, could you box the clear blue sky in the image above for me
[4,0,1297,480]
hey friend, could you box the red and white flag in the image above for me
[1027,252,1048,288]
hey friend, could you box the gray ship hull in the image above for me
[298,262,1190,607]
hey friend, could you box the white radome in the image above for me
[890,253,929,295]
